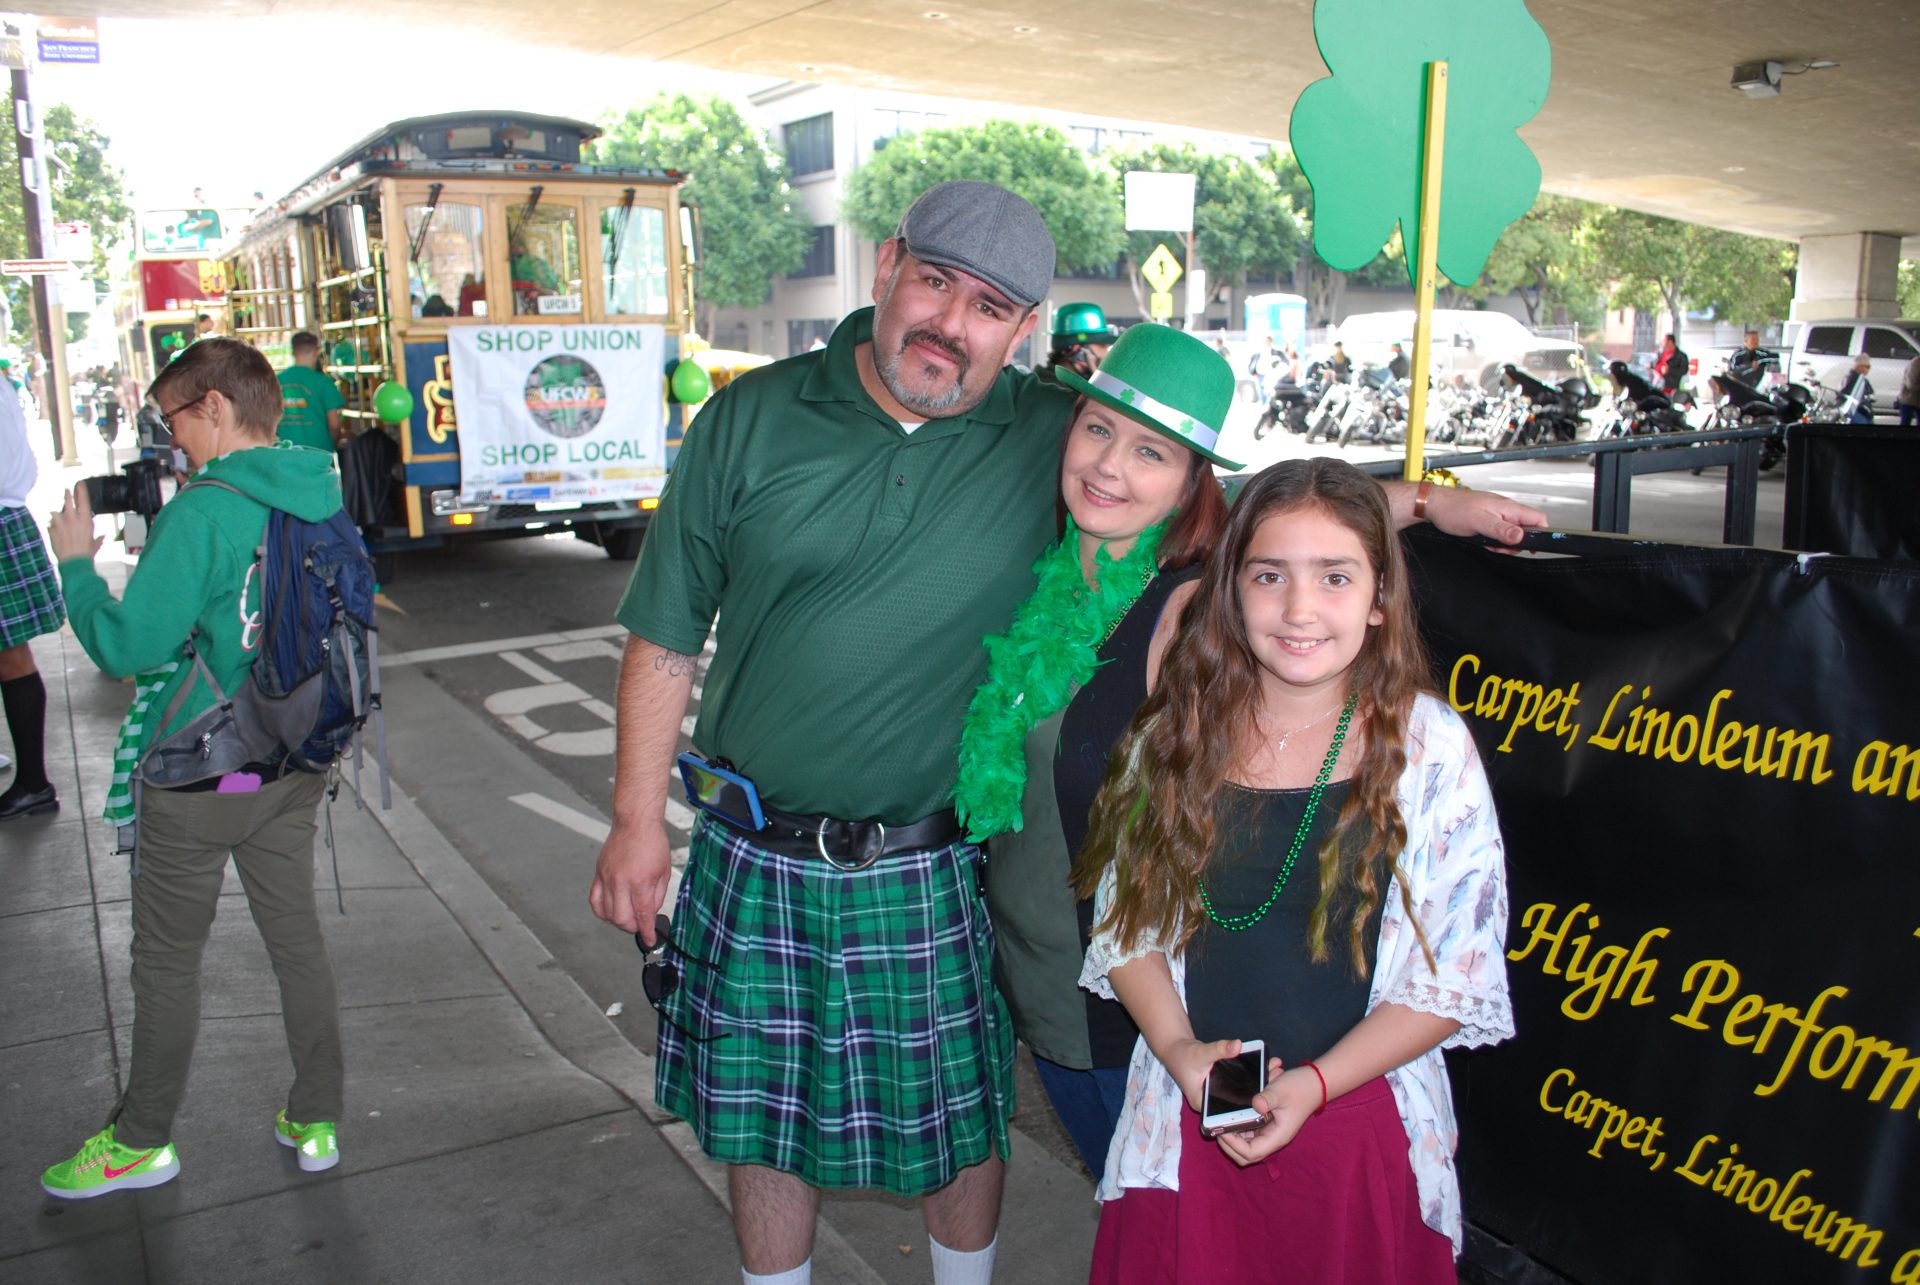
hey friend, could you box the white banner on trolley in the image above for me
[448,323,667,505]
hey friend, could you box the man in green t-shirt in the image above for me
[589,181,1547,1285]
[276,331,345,452]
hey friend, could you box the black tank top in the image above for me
[1055,565,1201,1067]
[1184,782,1379,1064]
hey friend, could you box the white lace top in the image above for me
[1078,693,1514,1253]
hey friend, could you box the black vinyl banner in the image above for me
[1402,527,1920,1285]
[1784,423,1920,561]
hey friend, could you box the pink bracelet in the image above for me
[1301,1061,1328,1115]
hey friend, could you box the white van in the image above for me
[1332,309,1584,390]
[1788,318,1919,420]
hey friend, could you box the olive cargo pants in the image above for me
[110,771,343,1148]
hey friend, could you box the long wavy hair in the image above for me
[1070,458,1435,975]
[1055,396,1229,571]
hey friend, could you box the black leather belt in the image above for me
[722,804,966,871]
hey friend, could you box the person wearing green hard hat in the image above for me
[1044,300,1121,380]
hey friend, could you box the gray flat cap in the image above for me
[897,180,1056,308]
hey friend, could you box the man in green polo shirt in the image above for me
[590,181,1546,1285]
[276,332,345,452]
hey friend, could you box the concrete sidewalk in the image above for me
[1,624,756,1283]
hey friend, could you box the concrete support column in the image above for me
[1791,232,1902,321]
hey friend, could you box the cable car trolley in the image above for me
[224,111,702,567]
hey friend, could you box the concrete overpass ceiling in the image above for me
[57,0,1920,254]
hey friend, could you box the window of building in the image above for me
[787,318,835,355]
[508,202,581,316]
[785,113,835,178]
[1860,326,1918,360]
[788,226,836,279]
[404,201,486,318]
[1802,324,1854,357]
[600,204,670,316]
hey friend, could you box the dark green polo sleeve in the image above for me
[613,390,733,655]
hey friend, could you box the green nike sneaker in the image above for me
[41,1127,180,1199]
[275,1110,340,1172]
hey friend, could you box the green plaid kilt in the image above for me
[0,504,64,650]
[656,815,1015,1196]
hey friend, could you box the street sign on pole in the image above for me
[1149,291,1174,321]
[1141,243,1183,293]
[36,19,100,65]
[2,258,70,275]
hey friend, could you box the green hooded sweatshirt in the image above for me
[60,442,344,816]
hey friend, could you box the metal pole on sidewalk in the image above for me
[8,38,75,463]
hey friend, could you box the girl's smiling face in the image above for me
[1238,505,1384,703]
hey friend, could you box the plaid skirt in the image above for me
[655,815,1015,1196]
[0,504,64,649]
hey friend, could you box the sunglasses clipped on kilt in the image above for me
[634,915,728,1043]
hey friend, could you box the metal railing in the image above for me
[1349,425,1777,546]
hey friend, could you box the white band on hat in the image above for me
[1087,369,1221,454]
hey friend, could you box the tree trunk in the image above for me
[1122,256,1153,319]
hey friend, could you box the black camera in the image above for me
[82,458,166,518]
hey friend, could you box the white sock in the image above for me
[930,1234,998,1285]
[742,1260,810,1285]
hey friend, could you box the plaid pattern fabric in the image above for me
[0,504,64,649]
[656,816,1015,1196]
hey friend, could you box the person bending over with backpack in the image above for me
[41,338,349,1198]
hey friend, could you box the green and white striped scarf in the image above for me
[102,660,180,825]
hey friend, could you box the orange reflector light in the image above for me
[642,497,661,510]
[450,512,475,526]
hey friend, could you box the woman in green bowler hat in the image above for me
[954,321,1239,1176]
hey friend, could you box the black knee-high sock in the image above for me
[2,671,49,791]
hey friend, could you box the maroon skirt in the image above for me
[1088,1075,1455,1285]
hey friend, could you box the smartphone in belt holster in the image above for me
[675,752,766,832]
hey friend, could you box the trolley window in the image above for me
[599,203,670,317]
[404,200,488,318]
[507,200,582,316]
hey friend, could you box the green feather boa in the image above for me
[954,518,1165,841]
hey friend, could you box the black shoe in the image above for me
[0,783,57,819]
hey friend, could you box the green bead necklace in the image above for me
[1199,694,1357,932]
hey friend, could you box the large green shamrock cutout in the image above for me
[1290,0,1550,288]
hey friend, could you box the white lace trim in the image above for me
[1379,978,1515,1049]
[1079,936,1166,1001]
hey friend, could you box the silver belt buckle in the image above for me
[817,818,884,871]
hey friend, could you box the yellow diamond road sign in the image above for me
[1149,290,1174,320]
[1141,244,1183,293]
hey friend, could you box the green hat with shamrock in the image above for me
[1054,322,1242,470]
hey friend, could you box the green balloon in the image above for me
[332,340,357,367]
[372,380,414,424]
[669,358,712,405]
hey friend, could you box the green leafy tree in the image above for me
[592,93,813,333]
[840,120,1125,277]
[1581,207,1795,336]
[1452,194,1603,328]
[0,97,131,344]
[1259,148,1403,324]
[1900,260,1920,319]
[1104,142,1303,319]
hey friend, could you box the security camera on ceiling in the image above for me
[1731,60,1782,97]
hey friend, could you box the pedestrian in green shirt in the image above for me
[276,331,345,452]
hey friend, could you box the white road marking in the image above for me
[512,792,688,908]
[498,650,565,685]
[680,714,697,736]
[664,797,696,830]
[537,639,626,664]
[382,624,630,667]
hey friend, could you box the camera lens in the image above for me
[82,475,132,514]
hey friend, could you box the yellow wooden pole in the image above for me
[1405,60,1449,482]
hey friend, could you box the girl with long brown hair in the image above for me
[1071,458,1514,1283]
